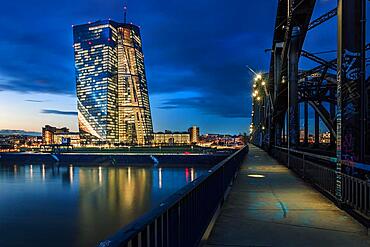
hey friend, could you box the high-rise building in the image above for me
[73,20,153,145]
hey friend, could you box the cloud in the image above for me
[25,99,44,103]
[159,94,249,118]
[41,109,78,116]
[157,105,178,109]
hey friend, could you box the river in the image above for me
[0,164,206,246]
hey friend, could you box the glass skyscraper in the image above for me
[73,20,153,145]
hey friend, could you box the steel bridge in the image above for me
[250,0,369,202]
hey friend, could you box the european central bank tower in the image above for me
[73,20,153,145]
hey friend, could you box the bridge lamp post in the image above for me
[258,75,274,149]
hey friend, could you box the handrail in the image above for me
[273,146,370,172]
[97,145,248,247]
[272,145,336,163]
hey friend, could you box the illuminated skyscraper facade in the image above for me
[73,20,153,145]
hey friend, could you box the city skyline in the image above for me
[0,0,344,135]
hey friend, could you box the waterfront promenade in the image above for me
[205,145,370,247]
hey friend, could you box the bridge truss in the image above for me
[250,0,369,177]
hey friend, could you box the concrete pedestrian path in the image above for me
[205,145,370,247]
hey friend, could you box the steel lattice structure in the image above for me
[250,0,369,175]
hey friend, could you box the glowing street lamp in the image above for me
[281,76,286,84]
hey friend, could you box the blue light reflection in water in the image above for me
[0,164,205,247]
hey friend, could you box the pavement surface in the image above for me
[205,145,370,247]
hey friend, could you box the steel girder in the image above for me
[308,8,337,31]
[254,0,368,165]
[271,0,316,122]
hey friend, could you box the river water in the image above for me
[0,164,206,246]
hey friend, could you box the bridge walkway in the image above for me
[205,145,370,247]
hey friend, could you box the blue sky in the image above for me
[0,0,365,135]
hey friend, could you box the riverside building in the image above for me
[188,126,200,144]
[73,19,153,146]
[42,125,80,147]
[153,127,200,146]
[153,131,191,146]
[42,125,69,145]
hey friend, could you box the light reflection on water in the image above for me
[0,164,205,247]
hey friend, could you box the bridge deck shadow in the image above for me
[204,145,369,247]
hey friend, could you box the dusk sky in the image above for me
[0,0,359,135]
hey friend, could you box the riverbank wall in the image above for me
[0,152,230,168]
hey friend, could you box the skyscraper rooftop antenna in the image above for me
[124,2,128,24]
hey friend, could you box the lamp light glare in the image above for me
[248,174,265,178]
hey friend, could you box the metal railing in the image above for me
[97,146,248,247]
[272,146,370,220]
[342,174,370,217]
